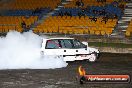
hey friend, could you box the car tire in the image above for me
[89,53,97,62]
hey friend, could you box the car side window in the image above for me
[73,39,86,48]
[59,40,65,48]
[63,39,73,48]
[46,40,60,49]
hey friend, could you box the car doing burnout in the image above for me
[40,37,100,62]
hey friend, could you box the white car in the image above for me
[40,37,100,62]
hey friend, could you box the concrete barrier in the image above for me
[91,46,132,54]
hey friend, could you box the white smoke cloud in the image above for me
[0,31,68,69]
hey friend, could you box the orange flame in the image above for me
[78,66,86,76]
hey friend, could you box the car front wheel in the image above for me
[88,53,97,62]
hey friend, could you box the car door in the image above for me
[58,39,77,56]
[58,39,88,56]
[44,39,64,55]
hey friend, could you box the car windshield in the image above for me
[45,39,86,49]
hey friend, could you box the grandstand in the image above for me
[126,19,132,36]
[0,0,132,37]
[0,16,38,33]
[34,16,117,35]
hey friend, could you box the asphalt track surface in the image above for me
[0,53,132,88]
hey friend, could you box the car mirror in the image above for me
[82,42,88,46]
